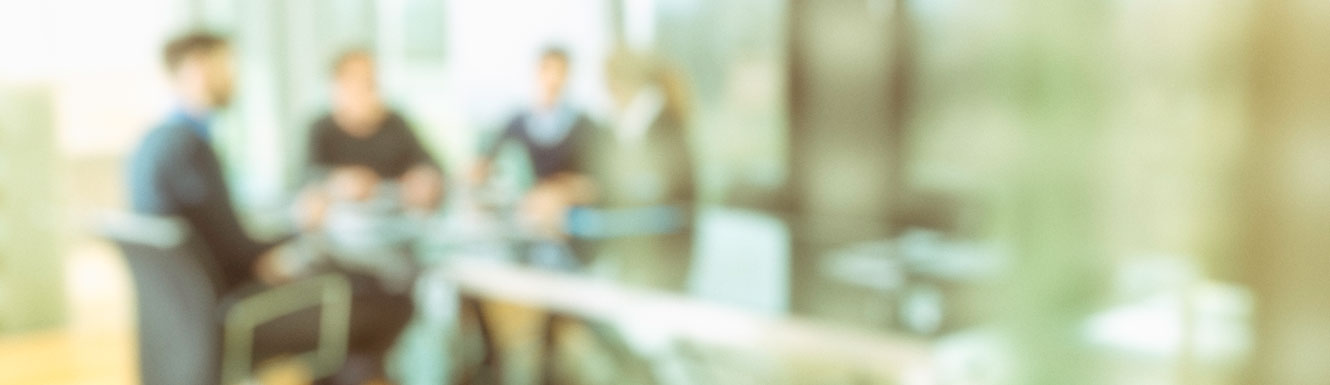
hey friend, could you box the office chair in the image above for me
[100,212,352,385]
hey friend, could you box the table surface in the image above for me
[302,197,1007,383]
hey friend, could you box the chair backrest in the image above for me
[99,213,224,385]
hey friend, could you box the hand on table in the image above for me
[293,187,331,231]
[253,240,322,286]
[253,248,295,286]
[467,161,492,187]
[519,174,598,238]
[400,164,444,211]
[329,166,380,202]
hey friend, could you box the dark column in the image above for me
[1241,1,1330,383]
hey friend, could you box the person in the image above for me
[298,49,444,229]
[587,48,697,290]
[464,47,609,385]
[293,49,437,299]
[473,46,599,183]
[601,50,695,213]
[128,33,411,385]
[129,32,275,289]
[470,47,604,238]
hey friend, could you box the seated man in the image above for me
[129,33,411,385]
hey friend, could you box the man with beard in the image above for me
[128,32,411,385]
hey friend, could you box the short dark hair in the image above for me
[162,32,228,73]
[330,49,374,78]
[540,46,570,65]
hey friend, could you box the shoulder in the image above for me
[133,121,199,165]
[569,112,605,137]
[572,111,597,129]
[382,109,416,132]
[309,113,337,136]
[311,112,335,127]
[127,120,205,201]
[383,109,408,124]
[506,111,529,126]
[378,110,427,142]
[491,112,525,138]
[649,114,685,137]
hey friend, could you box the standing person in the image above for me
[592,48,697,291]
[128,33,412,385]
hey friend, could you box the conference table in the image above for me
[367,200,959,385]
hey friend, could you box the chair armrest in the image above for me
[221,274,352,385]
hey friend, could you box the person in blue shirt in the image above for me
[470,46,606,241]
[472,46,601,184]
[127,32,411,385]
[128,33,266,288]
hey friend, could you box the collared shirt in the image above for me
[524,101,578,147]
[171,107,214,143]
[484,104,599,181]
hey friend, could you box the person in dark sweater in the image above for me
[128,34,411,385]
[308,111,436,181]
[470,46,605,237]
[297,50,444,229]
[474,47,599,180]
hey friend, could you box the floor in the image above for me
[0,240,314,385]
[0,238,657,385]
[0,188,809,385]
[0,241,135,385]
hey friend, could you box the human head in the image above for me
[606,47,692,122]
[605,47,650,109]
[536,46,570,109]
[330,49,383,123]
[163,32,233,111]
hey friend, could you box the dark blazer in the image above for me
[128,115,273,290]
[484,111,602,181]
